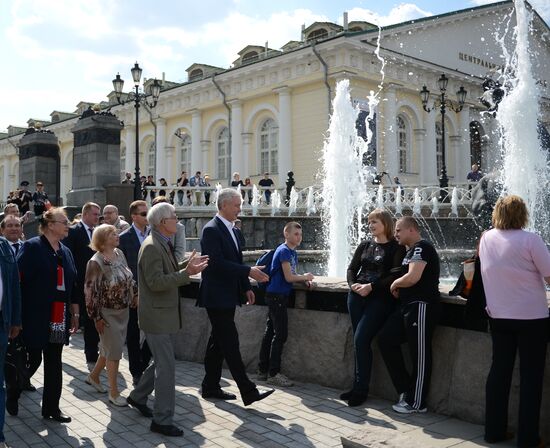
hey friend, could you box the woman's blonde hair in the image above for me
[367,208,395,240]
[492,195,529,230]
[90,224,117,252]
[38,207,67,234]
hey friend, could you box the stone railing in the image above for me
[143,183,475,216]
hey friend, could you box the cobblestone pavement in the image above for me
[4,333,517,448]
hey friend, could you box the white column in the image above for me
[124,125,136,175]
[154,118,166,181]
[229,100,243,176]
[191,110,202,172]
[382,85,398,176]
[457,105,471,182]
[60,164,69,205]
[165,146,175,184]
[201,140,211,176]
[413,129,426,181]
[274,87,292,185]
[2,165,9,202]
[242,133,252,179]
[422,110,438,185]
[450,135,462,182]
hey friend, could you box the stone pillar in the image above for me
[124,125,135,174]
[18,129,61,205]
[191,110,202,173]
[275,86,291,186]
[230,100,243,175]
[66,111,123,206]
[457,105,471,182]
[165,146,175,184]
[421,110,438,185]
[382,85,398,176]
[242,133,253,180]
[414,129,426,181]
[155,118,166,180]
[201,140,211,175]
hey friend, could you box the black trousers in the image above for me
[126,307,151,379]
[485,317,548,447]
[28,343,64,416]
[202,308,255,395]
[258,294,289,376]
[82,309,100,363]
[377,301,439,410]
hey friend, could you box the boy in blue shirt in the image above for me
[257,222,314,387]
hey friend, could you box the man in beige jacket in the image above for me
[127,203,208,437]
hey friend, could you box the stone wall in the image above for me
[174,290,550,440]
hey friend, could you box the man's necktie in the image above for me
[232,228,241,250]
[12,242,20,256]
[88,227,93,240]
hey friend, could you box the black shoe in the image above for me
[127,396,153,418]
[339,389,354,401]
[150,421,183,437]
[484,432,514,443]
[6,397,18,416]
[43,412,72,423]
[348,392,368,407]
[132,376,141,387]
[242,387,275,406]
[201,389,237,400]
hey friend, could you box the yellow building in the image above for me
[0,0,548,204]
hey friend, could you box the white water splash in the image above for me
[496,0,549,234]
[288,187,298,216]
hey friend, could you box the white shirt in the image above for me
[9,239,23,257]
[216,214,239,250]
[132,223,149,245]
[82,222,94,241]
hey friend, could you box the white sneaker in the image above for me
[109,394,127,407]
[85,375,106,393]
[397,393,407,406]
[267,373,293,387]
[392,402,427,414]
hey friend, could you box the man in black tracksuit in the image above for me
[377,216,440,414]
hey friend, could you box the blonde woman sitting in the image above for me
[84,224,137,406]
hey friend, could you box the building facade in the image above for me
[0,0,548,204]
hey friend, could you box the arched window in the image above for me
[147,142,156,177]
[259,119,278,174]
[189,69,203,82]
[179,134,191,175]
[307,28,328,41]
[397,115,409,173]
[216,127,230,179]
[436,122,443,175]
[120,146,126,176]
[242,51,259,64]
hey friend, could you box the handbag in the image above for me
[44,199,52,210]
[5,336,31,390]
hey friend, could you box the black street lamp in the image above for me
[112,62,161,200]
[420,74,467,201]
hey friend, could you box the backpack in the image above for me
[255,249,276,290]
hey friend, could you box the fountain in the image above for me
[448,187,459,218]
[395,187,403,217]
[412,188,421,216]
[431,197,439,217]
[251,184,260,216]
[306,186,316,216]
[288,187,298,216]
[271,190,281,216]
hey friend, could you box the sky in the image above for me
[1,0,549,133]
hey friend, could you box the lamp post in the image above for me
[112,63,161,200]
[420,74,467,201]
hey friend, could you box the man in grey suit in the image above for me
[127,203,208,437]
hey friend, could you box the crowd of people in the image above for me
[122,171,276,206]
[0,188,547,446]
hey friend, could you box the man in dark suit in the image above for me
[198,188,274,406]
[0,236,22,446]
[119,200,151,385]
[62,202,100,369]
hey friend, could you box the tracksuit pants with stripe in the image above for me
[377,301,439,410]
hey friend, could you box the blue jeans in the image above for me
[258,294,289,376]
[0,324,8,442]
[347,291,395,395]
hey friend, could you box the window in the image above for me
[179,134,191,175]
[397,116,409,173]
[216,127,230,179]
[242,51,259,64]
[259,119,278,174]
[307,28,328,41]
[147,142,156,177]
[189,69,203,82]
[436,122,443,175]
